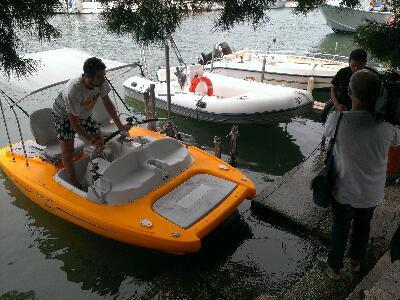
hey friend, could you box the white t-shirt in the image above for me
[53,76,111,119]
[325,111,400,208]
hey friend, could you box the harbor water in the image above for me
[1,9,356,299]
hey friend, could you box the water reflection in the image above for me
[317,32,383,67]
[126,99,322,176]
[1,170,319,299]
[316,32,356,57]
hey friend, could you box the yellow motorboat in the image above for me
[0,48,256,254]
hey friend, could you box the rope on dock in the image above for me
[313,101,326,111]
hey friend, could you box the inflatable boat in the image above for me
[123,65,313,125]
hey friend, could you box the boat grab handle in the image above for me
[147,159,169,178]
[90,177,113,204]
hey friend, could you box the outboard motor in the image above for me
[198,42,233,65]
[174,66,187,88]
[219,42,233,56]
[199,50,218,65]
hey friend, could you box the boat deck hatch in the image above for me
[153,174,236,229]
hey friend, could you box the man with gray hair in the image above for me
[323,69,400,280]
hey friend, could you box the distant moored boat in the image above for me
[271,0,287,8]
[320,1,393,33]
[55,0,116,14]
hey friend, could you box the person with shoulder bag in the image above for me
[320,70,400,280]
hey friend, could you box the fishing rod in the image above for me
[169,36,185,65]
[104,117,161,144]
[0,89,30,117]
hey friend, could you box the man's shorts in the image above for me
[53,114,100,140]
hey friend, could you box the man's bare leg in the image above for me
[60,139,80,188]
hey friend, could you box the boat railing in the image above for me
[0,92,29,166]
[249,49,349,63]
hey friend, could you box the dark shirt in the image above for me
[331,66,378,109]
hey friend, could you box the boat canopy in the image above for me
[0,48,135,102]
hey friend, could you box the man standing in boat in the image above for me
[321,49,377,121]
[53,57,130,188]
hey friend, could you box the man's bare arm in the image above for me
[331,85,346,111]
[331,86,339,106]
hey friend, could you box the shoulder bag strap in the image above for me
[327,112,344,152]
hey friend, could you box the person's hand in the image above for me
[118,123,132,136]
[335,104,347,111]
[118,123,132,131]
[90,134,104,153]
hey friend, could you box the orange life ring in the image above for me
[189,76,213,96]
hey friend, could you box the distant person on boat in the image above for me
[52,57,130,188]
[369,0,388,11]
[321,49,377,122]
[323,70,400,280]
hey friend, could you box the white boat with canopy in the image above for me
[0,48,134,103]
[319,0,393,33]
[0,47,138,142]
[202,47,348,90]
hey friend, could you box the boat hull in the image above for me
[0,127,255,254]
[125,85,312,125]
[320,4,392,33]
[211,67,334,90]
[123,73,313,125]
[208,53,347,90]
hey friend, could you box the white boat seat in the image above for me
[145,138,193,178]
[30,108,85,160]
[99,148,164,205]
[91,97,119,137]
[43,140,85,159]
[99,149,163,205]
[88,138,192,205]
[105,166,162,204]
